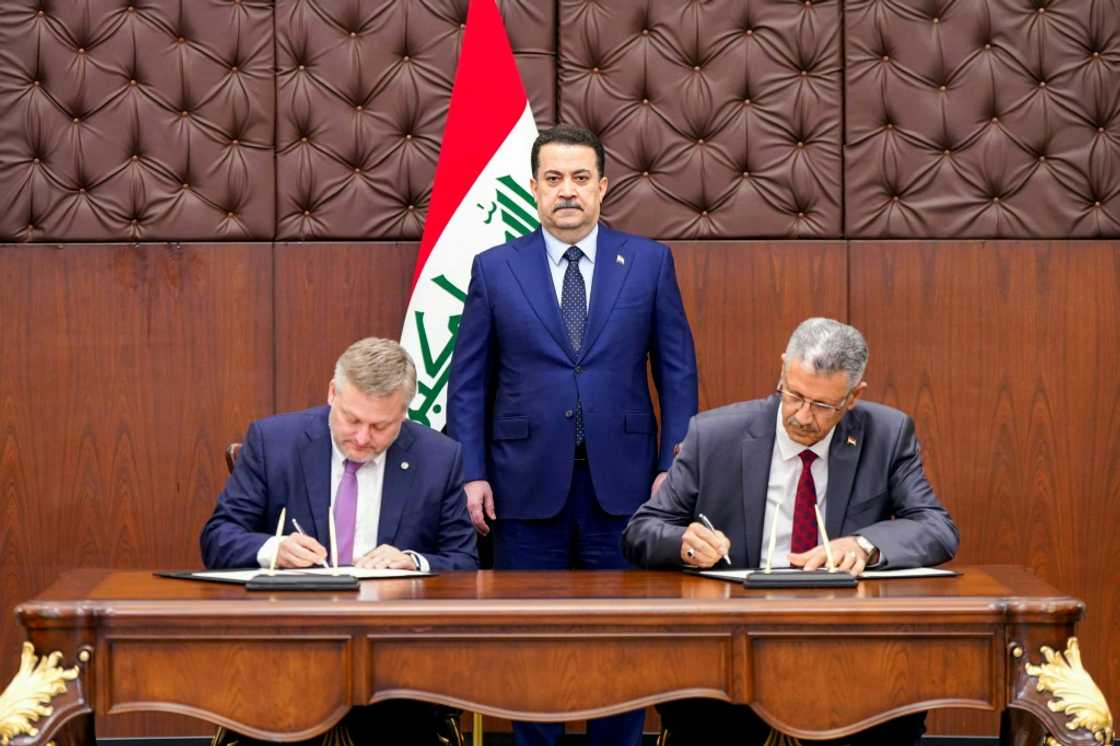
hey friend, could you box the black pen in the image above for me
[697,512,733,567]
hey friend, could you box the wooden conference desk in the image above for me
[2,566,1113,746]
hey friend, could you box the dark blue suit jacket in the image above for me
[200,407,478,571]
[447,225,698,519]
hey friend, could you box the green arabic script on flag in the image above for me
[406,177,537,426]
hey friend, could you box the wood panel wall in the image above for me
[1,240,1117,736]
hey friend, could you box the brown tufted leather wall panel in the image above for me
[273,0,555,240]
[557,0,844,239]
[845,0,1120,237]
[0,1,277,241]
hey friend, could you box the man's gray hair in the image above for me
[333,337,417,403]
[784,318,868,388]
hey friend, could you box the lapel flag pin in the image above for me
[847,436,857,447]
[616,254,625,265]
[401,461,410,470]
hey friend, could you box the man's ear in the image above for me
[327,380,336,406]
[846,381,869,410]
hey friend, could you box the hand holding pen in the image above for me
[680,512,733,568]
[272,516,330,569]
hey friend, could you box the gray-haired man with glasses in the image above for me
[622,317,958,745]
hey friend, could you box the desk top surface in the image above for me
[17,565,1081,627]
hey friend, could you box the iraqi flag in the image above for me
[400,0,539,430]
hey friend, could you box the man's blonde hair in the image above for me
[333,337,417,403]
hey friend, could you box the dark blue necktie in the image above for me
[561,246,586,444]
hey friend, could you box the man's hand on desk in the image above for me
[465,479,496,535]
[356,544,419,570]
[789,536,872,576]
[680,522,731,568]
[276,533,328,569]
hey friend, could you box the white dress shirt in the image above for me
[760,406,837,568]
[542,224,597,307]
[257,438,428,570]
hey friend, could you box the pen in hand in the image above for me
[697,512,733,567]
[291,518,331,569]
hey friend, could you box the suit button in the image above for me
[564,410,574,418]
[575,365,583,374]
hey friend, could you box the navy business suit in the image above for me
[447,225,698,520]
[201,406,477,571]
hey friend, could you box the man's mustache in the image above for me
[785,416,819,434]
[553,200,582,212]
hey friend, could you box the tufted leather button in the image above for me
[745,28,753,36]
[693,65,701,71]
[642,170,649,177]
[1091,51,1100,59]
[131,219,139,224]
[177,36,185,44]
[127,5,134,12]
[72,117,79,123]
[131,154,139,161]
[355,105,363,111]
[892,196,900,202]
[129,79,137,86]
[939,85,947,92]
[1098,126,1105,133]
[992,196,1001,203]
[180,111,189,118]
[1038,155,1046,161]
[27,224,34,230]
[642,98,649,104]
[932,17,940,24]
[700,210,708,217]
[797,211,805,217]
[303,210,311,216]
[227,212,236,218]
[797,141,805,148]
[354,167,361,174]
[349,31,357,38]
[1037,6,1045,12]
[642,29,650,36]
[404,134,412,140]
[298,64,306,70]
[944,149,951,156]
[881,55,890,62]
[592,67,599,74]
[742,171,750,177]
[1095,201,1102,207]
[407,205,415,211]
[460,23,465,30]
[885,122,894,129]
[78,48,86,55]
[984,43,991,50]
[182,183,190,190]
[231,66,239,73]
[991,117,999,123]
[231,139,239,145]
[402,55,410,62]
[743,98,751,105]
[1039,81,1047,88]
[801,69,808,77]
[32,80,40,87]
[300,136,308,143]
[37,9,44,16]
[697,138,705,144]
[32,158,40,164]
[78,187,86,193]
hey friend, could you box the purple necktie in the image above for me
[334,459,361,565]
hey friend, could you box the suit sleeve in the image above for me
[200,422,274,569]
[425,441,480,571]
[856,416,960,568]
[446,253,495,482]
[623,415,702,567]
[649,246,699,472]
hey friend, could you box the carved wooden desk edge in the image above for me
[1,566,1111,746]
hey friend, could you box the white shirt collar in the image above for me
[543,224,598,267]
[774,401,838,463]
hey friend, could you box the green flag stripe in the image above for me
[497,175,536,206]
[496,191,539,229]
[501,210,533,236]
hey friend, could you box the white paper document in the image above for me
[699,567,957,582]
[192,567,426,582]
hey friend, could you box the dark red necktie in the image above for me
[790,450,819,553]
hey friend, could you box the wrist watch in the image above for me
[854,535,879,565]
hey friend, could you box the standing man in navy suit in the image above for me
[202,336,476,574]
[447,124,698,746]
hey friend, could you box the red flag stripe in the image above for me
[410,0,528,289]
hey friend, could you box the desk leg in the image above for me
[0,642,93,746]
[1004,636,1114,746]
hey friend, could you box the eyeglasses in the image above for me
[776,386,850,416]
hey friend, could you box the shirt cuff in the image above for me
[403,550,429,572]
[256,535,281,568]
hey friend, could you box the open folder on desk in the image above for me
[157,566,433,586]
[698,567,959,582]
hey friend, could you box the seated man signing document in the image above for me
[201,336,477,573]
[622,317,958,745]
